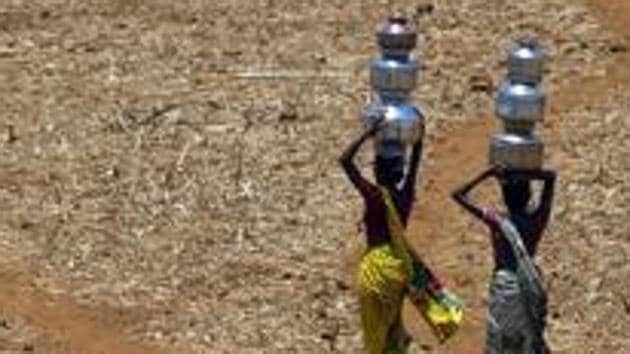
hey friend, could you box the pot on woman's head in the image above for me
[489,133,543,170]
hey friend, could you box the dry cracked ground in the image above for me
[0,1,628,354]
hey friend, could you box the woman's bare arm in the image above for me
[403,137,424,195]
[338,118,384,197]
[452,165,502,227]
[506,168,557,233]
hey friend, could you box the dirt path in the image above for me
[0,1,628,353]
[0,265,177,354]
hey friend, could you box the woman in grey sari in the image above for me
[452,165,556,354]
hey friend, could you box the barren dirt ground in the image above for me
[0,1,628,354]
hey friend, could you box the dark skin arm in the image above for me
[452,165,503,227]
[403,110,425,194]
[506,168,557,231]
[402,132,424,195]
[338,118,384,196]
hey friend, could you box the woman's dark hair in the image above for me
[501,178,531,213]
[374,155,405,187]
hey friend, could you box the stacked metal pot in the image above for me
[361,17,424,159]
[490,39,547,169]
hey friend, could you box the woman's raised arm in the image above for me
[452,165,503,227]
[339,117,384,197]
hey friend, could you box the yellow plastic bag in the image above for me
[409,287,464,343]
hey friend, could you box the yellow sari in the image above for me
[356,187,463,354]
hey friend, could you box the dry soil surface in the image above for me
[0,1,628,354]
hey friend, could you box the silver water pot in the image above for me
[495,81,546,133]
[490,38,546,169]
[362,99,425,149]
[495,38,546,133]
[370,56,419,93]
[361,17,424,156]
[489,133,543,169]
[507,38,545,85]
[370,18,420,94]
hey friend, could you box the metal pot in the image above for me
[376,17,417,54]
[489,133,543,169]
[490,38,547,169]
[370,57,419,93]
[362,100,424,147]
[362,17,424,152]
[370,17,420,94]
[507,38,545,85]
[495,81,546,130]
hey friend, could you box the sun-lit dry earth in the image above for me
[0,1,628,354]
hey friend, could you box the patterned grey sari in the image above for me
[486,217,550,354]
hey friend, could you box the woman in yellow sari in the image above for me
[339,118,462,354]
